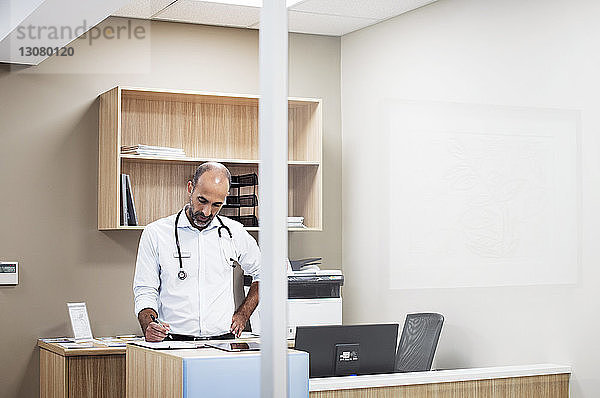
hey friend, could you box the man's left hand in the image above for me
[230,312,249,338]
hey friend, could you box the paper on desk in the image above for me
[41,337,74,343]
[58,342,94,349]
[116,335,144,343]
[95,338,127,347]
[132,341,197,350]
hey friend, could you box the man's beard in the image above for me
[187,203,213,228]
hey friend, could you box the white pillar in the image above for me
[259,0,288,397]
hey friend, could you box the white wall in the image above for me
[341,0,600,396]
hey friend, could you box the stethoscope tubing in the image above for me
[174,208,236,281]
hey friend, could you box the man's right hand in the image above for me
[145,320,170,342]
[138,308,171,342]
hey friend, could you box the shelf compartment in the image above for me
[117,161,321,230]
[120,89,320,163]
[289,164,321,230]
[120,162,258,227]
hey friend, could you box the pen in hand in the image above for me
[149,314,171,341]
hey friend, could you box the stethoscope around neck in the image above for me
[174,208,238,281]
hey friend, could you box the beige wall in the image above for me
[0,18,340,397]
[341,0,599,396]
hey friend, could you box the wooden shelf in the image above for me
[287,160,320,166]
[98,86,322,231]
[120,155,320,167]
[99,226,322,232]
[120,155,259,166]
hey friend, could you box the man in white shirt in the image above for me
[133,162,260,341]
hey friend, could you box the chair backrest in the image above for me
[395,313,444,372]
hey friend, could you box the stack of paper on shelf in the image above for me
[287,216,306,228]
[121,144,186,158]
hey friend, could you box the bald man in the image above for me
[133,162,261,342]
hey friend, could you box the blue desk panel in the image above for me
[183,351,309,397]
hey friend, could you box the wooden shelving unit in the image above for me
[98,86,322,231]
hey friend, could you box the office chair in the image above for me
[395,313,444,372]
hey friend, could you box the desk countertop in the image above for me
[128,340,296,359]
[38,336,292,357]
[38,340,126,356]
[309,363,571,392]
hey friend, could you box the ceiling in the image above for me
[112,0,438,36]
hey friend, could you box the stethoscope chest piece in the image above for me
[178,269,187,280]
[174,208,237,281]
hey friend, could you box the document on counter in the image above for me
[94,338,127,347]
[41,337,74,343]
[132,341,198,350]
[57,342,95,349]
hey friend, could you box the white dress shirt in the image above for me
[133,208,261,337]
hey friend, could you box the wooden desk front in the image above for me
[38,340,125,398]
[309,364,571,398]
[126,344,309,397]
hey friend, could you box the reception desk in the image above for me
[39,338,570,398]
[126,344,309,397]
[127,342,569,398]
[309,364,570,397]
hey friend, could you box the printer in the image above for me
[244,267,344,339]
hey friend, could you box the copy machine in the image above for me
[244,266,344,339]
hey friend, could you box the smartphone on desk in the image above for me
[206,342,260,352]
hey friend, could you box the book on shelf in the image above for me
[120,173,138,226]
[121,144,186,158]
[125,174,138,226]
[120,174,128,226]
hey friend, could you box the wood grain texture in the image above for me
[68,355,126,398]
[289,101,322,162]
[309,374,570,398]
[98,87,322,230]
[126,344,183,398]
[122,161,259,226]
[40,348,67,398]
[98,87,121,229]
[289,165,321,229]
[121,88,260,106]
[121,97,260,160]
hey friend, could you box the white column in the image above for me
[259,0,288,397]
